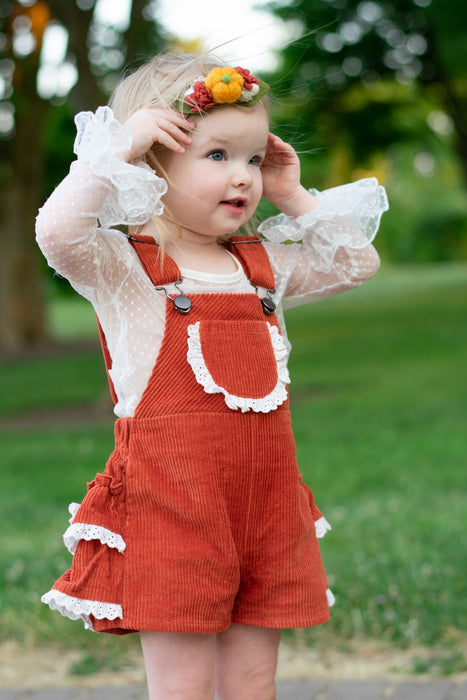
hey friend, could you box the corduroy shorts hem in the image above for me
[92,617,234,636]
[230,609,331,631]
[92,609,331,636]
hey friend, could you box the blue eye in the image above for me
[249,155,262,166]
[208,151,225,161]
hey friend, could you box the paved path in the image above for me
[1,679,466,699]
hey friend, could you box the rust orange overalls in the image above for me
[46,234,331,634]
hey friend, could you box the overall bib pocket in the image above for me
[186,319,290,413]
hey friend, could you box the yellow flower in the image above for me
[204,67,244,104]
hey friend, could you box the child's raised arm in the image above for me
[259,135,388,307]
[261,133,321,218]
[35,107,192,298]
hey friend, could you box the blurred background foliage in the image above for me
[264,0,467,265]
[0,0,466,349]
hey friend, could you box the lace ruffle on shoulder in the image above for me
[72,106,168,227]
[258,178,388,272]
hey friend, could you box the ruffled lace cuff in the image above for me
[41,590,123,631]
[258,178,388,272]
[72,106,168,227]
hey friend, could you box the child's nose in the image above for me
[231,163,253,188]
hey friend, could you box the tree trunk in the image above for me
[0,58,49,350]
[126,0,167,65]
[0,131,48,349]
[48,0,104,110]
[0,0,166,350]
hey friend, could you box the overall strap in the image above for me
[95,233,182,406]
[225,236,275,291]
[96,316,118,405]
[127,233,181,286]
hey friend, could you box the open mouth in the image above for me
[220,198,247,210]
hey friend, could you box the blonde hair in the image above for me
[110,53,225,122]
[109,53,269,244]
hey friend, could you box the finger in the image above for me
[163,126,193,146]
[155,128,193,153]
[268,132,296,150]
[156,130,190,153]
[264,133,288,158]
[267,132,285,147]
[152,109,196,133]
[148,121,193,154]
[167,116,197,136]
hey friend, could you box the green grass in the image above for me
[1,262,466,670]
[0,348,107,416]
[284,262,467,657]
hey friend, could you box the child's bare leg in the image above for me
[215,624,282,700]
[140,630,216,700]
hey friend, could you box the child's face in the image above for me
[162,106,269,241]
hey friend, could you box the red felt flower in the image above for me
[234,67,259,90]
[184,81,214,111]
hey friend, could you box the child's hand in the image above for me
[123,109,195,161]
[261,133,319,217]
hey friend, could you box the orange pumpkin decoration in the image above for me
[204,67,244,104]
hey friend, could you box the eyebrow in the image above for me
[201,138,269,155]
[197,133,268,151]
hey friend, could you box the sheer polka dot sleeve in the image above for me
[73,107,167,228]
[259,178,388,309]
[35,107,168,303]
[35,161,111,303]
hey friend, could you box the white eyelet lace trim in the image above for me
[186,322,290,413]
[326,588,336,607]
[315,516,332,539]
[65,502,126,554]
[68,501,81,523]
[63,523,126,555]
[73,106,168,227]
[41,590,123,631]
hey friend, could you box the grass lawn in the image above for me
[0,262,466,674]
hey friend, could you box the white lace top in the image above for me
[36,107,388,418]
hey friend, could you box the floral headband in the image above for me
[176,66,269,114]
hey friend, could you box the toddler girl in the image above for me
[36,53,388,700]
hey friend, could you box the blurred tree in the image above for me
[266,0,467,184]
[0,0,167,350]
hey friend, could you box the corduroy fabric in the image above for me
[196,319,278,399]
[47,234,331,634]
[129,234,181,285]
[225,236,276,290]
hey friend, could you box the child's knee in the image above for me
[147,675,215,700]
[217,661,277,700]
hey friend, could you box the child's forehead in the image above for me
[193,107,269,147]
